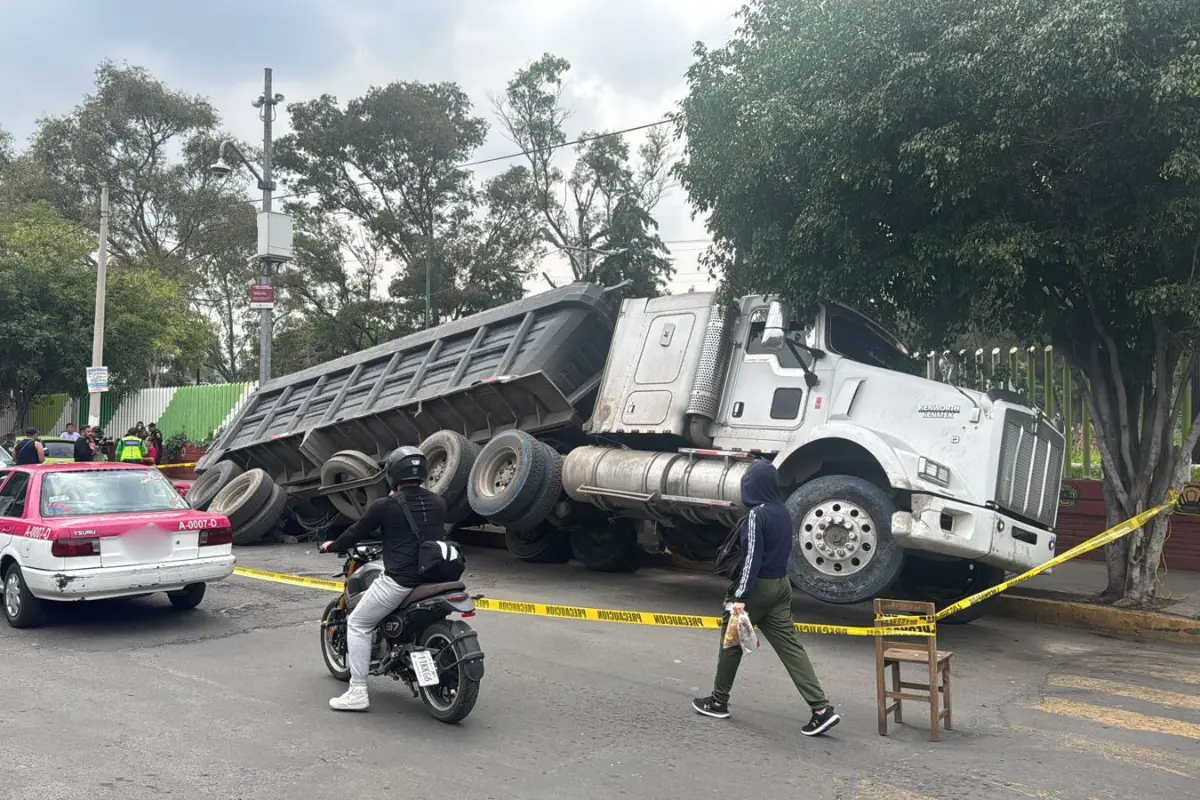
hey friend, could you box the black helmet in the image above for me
[384,445,427,487]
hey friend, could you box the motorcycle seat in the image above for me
[400,581,466,608]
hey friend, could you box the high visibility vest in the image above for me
[118,437,145,462]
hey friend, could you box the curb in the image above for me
[994,594,1200,645]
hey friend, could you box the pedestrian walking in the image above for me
[14,428,45,465]
[117,428,148,464]
[692,460,841,736]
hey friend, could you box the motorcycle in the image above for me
[320,542,485,723]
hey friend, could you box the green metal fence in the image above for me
[920,346,1198,480]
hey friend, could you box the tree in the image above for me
[9,61,254,379]
[275,81,543,328]
[0,202,93,429]
[494,54,675,296]
[676,0,1200,606]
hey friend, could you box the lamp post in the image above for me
[209,68,290,387]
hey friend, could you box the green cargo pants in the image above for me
[712,577,830,710]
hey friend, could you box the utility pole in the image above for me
[87,184,110,427]
[255,68,281,385]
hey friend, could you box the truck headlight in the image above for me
[918,457,951,487]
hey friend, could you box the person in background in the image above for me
[2,433,14,454]
[73,426,96,462]
[15,428,46,465]
[60,422,80,441]
[147,422,164,465]
[136,421,148,439]
[692,460,841,737]
[117,427,148,464]
[143,436,159,465]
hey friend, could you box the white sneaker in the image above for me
[330,683,369,712]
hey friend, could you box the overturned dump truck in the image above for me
[197,281,1066,621]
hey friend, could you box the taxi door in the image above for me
[0,471,33,556]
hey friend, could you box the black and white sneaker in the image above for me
[801,706,840,736]
[692,696,730,719]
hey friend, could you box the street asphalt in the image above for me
[1,544,1197,800]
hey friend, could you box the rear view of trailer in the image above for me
[197,283,619,499]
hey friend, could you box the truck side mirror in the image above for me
[761,301,788,352]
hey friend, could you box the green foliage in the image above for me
[0,202,94,426]
[678,0,1200,602]
[495,54,675,296]
[276,81,543,328]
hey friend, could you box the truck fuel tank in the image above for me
[562,445,756,528]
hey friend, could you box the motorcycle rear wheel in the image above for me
[417,620,481,724]
[320,599,351,682]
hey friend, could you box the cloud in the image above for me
[0,0,744,292]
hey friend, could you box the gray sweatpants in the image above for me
[346,573,412,686]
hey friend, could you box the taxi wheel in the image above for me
[3,564,45,629]
[167,583,206,611]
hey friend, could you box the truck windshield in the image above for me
[40,469,190,517]
[826,309,911,373]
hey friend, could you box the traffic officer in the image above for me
[117,428,148,463]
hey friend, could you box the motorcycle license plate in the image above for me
[410,649,440,687]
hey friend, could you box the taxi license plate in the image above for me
[410,649,440,687]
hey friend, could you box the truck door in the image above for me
[720,306,814,437]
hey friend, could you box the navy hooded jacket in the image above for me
[733,460,794,601]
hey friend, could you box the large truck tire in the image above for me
[504,523,571,563]
[233,483,289,545]
[505,446,564,533]
[320,450,386,520]
[187,460,242,511]
[895,556,1005,625]
[209,469,275,530]
[467,430,547,524]
[421,431,480,511]
[784,475,904,605]
[570,518,641,573]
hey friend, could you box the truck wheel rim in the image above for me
[426,450,448,489]
[478,449,518,499]
[4,573,19,618]
[798,499,877,577]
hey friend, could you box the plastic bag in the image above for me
[722,608,760,653]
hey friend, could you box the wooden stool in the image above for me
[874,599,953,741]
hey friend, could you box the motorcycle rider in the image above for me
[318,446,447,711]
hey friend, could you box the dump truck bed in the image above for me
[198,283,619,490]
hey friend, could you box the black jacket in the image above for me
[328,485,447,586]
[733,461,793,601]
[73,436,95,462]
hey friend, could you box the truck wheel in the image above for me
[233,483,289,545]
[504,523,571,563]
[895,556,1005,624]
[421,431,480,510]
[321,451,386,520]
[188,460,243,511]
[784,475,904,604]
[505,445,564,532]
[209,469,276,530]
[467,430,547,524]
[570,519,641,573]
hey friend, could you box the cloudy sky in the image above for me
[0,0,746,293]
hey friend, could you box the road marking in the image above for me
[1086,659,1200,688]
[1033,698,1200,740]
[1048,674,1200,712]
[1013,727,1200,780]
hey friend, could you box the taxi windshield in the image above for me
[40,470,189,517]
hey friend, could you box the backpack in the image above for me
[714,512,752,580]
[393,494,466,584]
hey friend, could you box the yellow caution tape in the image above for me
[876,495,1180,625]
[232,566,932,636]
[156,462,198,470]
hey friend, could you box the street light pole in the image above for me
[87,184,110,427]
[254,68,281,386]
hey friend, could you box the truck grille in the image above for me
[994,408,1065,528]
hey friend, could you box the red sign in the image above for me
[249,283,275,310]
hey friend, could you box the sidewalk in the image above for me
[998,559,1200,643]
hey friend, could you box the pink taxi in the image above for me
[0,463,236,628]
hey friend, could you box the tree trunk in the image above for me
[1100,478,1128,599]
